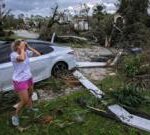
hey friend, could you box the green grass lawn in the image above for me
[99,74,150,114]
[0,90,149,135]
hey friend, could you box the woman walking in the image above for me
[10,39,41,126]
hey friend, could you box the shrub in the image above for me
[122,55,141,77]
[120,54,150,77]
[111,85,145,107]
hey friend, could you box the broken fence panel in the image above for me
[108,104,150,132]
[73,70,104,98]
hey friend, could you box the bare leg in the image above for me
[27,85,34,109]
[15,90,29,116]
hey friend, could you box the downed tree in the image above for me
[56,35,88,43]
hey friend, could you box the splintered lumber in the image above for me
[51,32,56,44]
[73,70,104,98]
[76,62,107,68]
[108,104,150,132]
[62,76,81,87]
[110,51,123,66]
[76,51,123,68]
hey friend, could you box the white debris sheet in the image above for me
[74,70,150,132]
[76,62,107,68]
[108,104,150,132]
[73,70,104,98]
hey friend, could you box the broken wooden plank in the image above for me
[73,70,104,98]
[76,62,107,68]
[108,104,150,132]
[51,32,56,44]
[110,51,123,66]
[76,51,123,68]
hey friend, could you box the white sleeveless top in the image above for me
[10,50,33,82]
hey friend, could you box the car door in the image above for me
[0,41,54,91]
[28,42,54,83]
[0,43,14,91]
[0,63,13,91]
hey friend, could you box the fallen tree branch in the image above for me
[57,36,88,41]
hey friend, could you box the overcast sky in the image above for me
[5,0,117,17]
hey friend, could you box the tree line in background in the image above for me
[1,0,150,48]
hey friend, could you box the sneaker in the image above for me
[12,116,19,126]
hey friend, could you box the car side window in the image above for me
[0,43,12,64]
[28,42,54,55]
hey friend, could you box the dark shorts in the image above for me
[13,78,33,92]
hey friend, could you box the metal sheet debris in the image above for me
[76,62,107,68]
[73,70,104,98]
[108,104,150,132]
[73,70,150,132]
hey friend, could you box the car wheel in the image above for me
[52,62,68,77]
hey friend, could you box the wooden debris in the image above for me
[73,70,104,98]
[110,51,123,66]
[39,115,53,124]
[61,74,81,87]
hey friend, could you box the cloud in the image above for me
[5,0,117,17]
[103,2,117,13]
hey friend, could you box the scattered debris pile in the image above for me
[60,71,81,87]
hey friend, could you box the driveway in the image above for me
[13,30,39,39]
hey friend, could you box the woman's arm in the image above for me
[27,45,41,56]
[17,43,26,61]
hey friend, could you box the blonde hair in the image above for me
[11,39,23,52]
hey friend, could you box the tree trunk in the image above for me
[105,35,112,47]
[105,36,108,47]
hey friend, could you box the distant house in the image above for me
[73,16,89,31]
[58,9,89,31]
